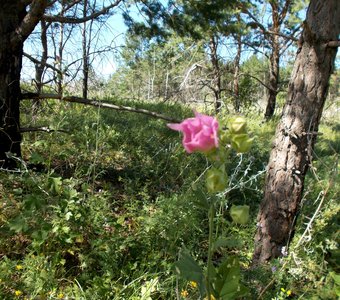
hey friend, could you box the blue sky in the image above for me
[22,7,129,81]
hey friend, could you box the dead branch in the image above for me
[238,73,276,92]
[23,52,69,76]
[180,63,205,90]
[21,92,181,123]
[20,126,69,133]
[43,0,122,24]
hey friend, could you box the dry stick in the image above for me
[20,126,69,133]
[21,92,181,123]
[23,52,69,76]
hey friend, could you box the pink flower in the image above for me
[167,112,219,153]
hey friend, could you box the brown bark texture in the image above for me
[254,0,339,263]
[0,2,26,168]
[0,0,47,168]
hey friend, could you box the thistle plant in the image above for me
[168,112,253,300]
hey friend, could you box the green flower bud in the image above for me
[230,205,250,224]
[228,116,247,134]
[206,167,228,194]
[220,131,231,145]
[231,134,253,153]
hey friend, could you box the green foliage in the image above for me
[0,99,338,299]
[107,33,206,103]
[174,249,205,296]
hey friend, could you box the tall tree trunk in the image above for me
[57,19,64,96]
[33,20,49,119]
[233,26,242,113]
[254,0,339,264]
[209,36,222,114]
[82,0,89,99]
[264,3,280,119]
[0,2,25,168]
[0,1,47,168]
[35,20,48,94]
[264,45,279,119]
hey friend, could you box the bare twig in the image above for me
[180,63,205,90]
[238,73,276,92]
[23,52,69,76]
[43,0,122,24]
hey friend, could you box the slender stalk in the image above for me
[206,204,215,300]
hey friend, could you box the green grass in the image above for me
[0,99,339,299]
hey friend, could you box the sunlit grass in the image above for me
[0,99,338,299]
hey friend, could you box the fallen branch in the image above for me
[21,93,180,123]
[20,126,69,133]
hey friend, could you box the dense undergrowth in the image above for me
[0,99,339,299]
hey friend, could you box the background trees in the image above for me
[241,0,307,119]
[0,0,122,168]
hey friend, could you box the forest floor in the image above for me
[0,99,339,299]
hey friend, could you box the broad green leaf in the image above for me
[140,277,158,300]
[213,256,243,300]
[23,194,43,210]
[49,177,63,194]
[174,249,205,296]
[220,279,239,299]
[330,272,340,285]
[31,229,49,242]
[29,152,45,164]
[9,216,28,233]
[64,187,78,199]
[213,237,244,251]
[192,188,210,209]
[62,226,70,233]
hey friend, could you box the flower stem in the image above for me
[206,204,215,300]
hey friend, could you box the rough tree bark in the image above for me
[0,1,48,168]
[254,0,339,263]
